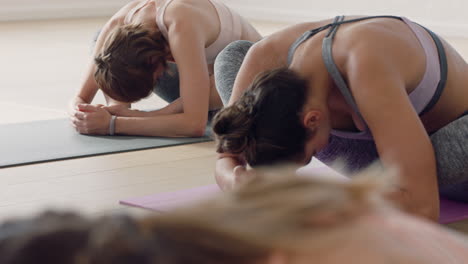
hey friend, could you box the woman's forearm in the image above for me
[385,183,440,222]
[68,96,90,116]
[215,157,241,191]
[113,112,207,137]
[151,98,183,115]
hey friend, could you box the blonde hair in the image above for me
[139,167,392,263]
[94,24,169,103]
[0,168,392,264]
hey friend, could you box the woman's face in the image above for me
[300,111,332,164]
[297,84,333,165]
[302,127,330,164]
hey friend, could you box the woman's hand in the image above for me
[215,154,258,191]
[232,165,257,189]
[216,165,257,191]
[103,104,139,117]
[71,104,112,135]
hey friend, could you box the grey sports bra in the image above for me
[287,15,448,140]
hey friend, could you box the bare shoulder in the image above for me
[93,1,146,54]
[162,0,211,25]
[337,18,424,66]
[110,0,144,21]
[335,19,426,92]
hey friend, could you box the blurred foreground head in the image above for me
[1,168,467,264]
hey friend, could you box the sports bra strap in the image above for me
[419,27,448,115]
[322,16,366,125]
[287,15,404,129]
[287,15,402,66]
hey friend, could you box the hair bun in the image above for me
[212,99,257,155]
[94,55,107,70]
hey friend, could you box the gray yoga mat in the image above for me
[0,119,212,168]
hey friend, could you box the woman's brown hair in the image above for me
[94,24,169,103]
[213,67,313,166]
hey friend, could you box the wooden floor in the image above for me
[0,17,467,235]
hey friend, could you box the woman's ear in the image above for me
[302,110,322,130]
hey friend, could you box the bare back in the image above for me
[287,16,468,132]
[228,16,468,219]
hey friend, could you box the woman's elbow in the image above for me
[417,203,440,222]
[185,118,207,137]
[388,187,440,222]
[403,195,440,222]
[188,126,206,137]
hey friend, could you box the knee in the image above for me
[214,41,255,105]
[215,40,254,67]
[431,117,468,186]
[153,63,180,103]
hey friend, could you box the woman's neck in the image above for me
[129,0,158,28]
[327,85,364,131]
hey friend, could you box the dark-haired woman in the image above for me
[69,0,261,137]
[212,16,468,221]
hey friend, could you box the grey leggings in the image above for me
[154,63,180,103]
[214,40,468,202]
[214,40,255,105]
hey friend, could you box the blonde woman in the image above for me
[2,170,468,263]
[69,0,261,137]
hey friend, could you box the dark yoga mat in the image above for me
[0,119,212,168]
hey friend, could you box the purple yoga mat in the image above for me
[120,165,338,211]
[120,184,220,211]
[439,198,468,224]
[120,167,468,224]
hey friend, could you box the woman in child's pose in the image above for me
[70,0,261,137]
[213,16,468,220]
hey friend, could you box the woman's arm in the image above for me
[103,97,183,117]
[69,2,139,115]
[347,48,439,221]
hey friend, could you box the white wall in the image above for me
[1,0,467,37]
[0,0,130,21]
[224,0,468,38]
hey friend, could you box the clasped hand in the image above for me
[103,104,136,117]
[71,104,112,135]
[219,165,258,191]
